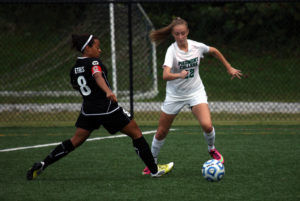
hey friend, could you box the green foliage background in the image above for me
[143,3,300,51]
[0,2,299,123]
[142,2,300,102]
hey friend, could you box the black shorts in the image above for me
[75,107,133,134]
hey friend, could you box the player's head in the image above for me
[72,34,101,57]
[149,17,188,45]
[171,17,189,46]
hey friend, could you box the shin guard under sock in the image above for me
[203,127,216,151]
[43,139,75,169]
[151,136,165,164]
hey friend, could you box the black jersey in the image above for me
[70,57,119,115]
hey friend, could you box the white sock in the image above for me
[203,127,215,152]
[151,135,165,164]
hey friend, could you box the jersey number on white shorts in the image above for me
[77,76,91,96]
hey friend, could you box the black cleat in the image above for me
[26,162,45,180]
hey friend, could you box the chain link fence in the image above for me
[0,2,299,125]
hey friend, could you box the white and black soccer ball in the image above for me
[202,159,225,182]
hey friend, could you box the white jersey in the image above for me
[163,39,210,101]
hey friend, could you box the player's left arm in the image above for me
[92,64,117,102]
[208,47,243,80]
[94,72,117,102]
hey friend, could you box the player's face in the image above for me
[172,24,189,46]
[87,39,101,58]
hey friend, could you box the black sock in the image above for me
[43,139,75,169]
[133,136,158,174]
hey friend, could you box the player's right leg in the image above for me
[121,119,174,177]
[143,111,176,175]
[26,128,91,180]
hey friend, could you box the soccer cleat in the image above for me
[26,161,45,180]
[142,166,151,175]
[151,162,174,178]
[209,149,224,164]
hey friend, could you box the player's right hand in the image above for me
[179,70,188,79]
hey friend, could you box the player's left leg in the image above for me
[191,103,224,164]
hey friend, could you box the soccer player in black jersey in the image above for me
[26,34,173,180]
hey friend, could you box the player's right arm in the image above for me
[163,66,188,80]
[162,46,188,80]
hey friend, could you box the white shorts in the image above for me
[161,90,208,115]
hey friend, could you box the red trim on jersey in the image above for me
[92,65,102,75]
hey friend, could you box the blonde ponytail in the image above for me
[149,17,188,45]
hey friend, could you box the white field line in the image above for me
[0,102,299,113]
[0,129,176,153]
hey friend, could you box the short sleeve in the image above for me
[91,65,102,75]
[200,43,210,54]
[163,46,173,68]
[90,59,103,75]
[198,43,210,58]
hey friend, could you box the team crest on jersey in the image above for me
[92,61,99,65]
[92,65,102,74]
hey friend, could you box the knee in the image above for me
[71,129,91,147]
[71,136,86,148]
[132,131,143,140]
[202,124,213,133]
[156,127,169,140]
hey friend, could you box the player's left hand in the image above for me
[227,67,242,80]
[107,92,117,102]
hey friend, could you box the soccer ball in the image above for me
[202,159,225,182]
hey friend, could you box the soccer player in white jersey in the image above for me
[143,17,242,175]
